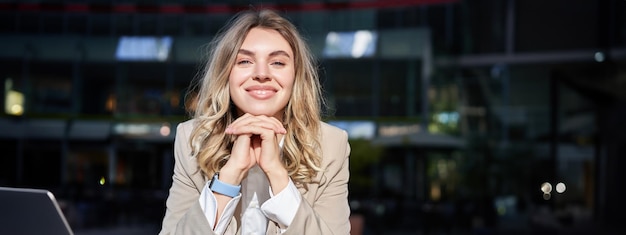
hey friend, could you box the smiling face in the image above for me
[229,27,295,120]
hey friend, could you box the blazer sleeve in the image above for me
[159,121,224,235]
[282,125,352,235]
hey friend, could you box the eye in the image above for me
[271,61,286,66]
[237,60,252,65]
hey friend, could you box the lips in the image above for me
[245,85,278,100]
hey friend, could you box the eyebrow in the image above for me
[238,49,291,58]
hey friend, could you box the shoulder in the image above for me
[320,121,348,139]
[174,119,196,139]
[172,119,197,156]
[310,121,350,191]
[177,118,196,131]
[319,121,350,160]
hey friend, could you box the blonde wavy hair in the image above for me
[186,8,325,186]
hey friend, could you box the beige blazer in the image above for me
[159,119,351,235]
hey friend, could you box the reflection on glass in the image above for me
[116,36,173,61]
[323,30,377,59]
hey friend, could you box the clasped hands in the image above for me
[219,113,289,192]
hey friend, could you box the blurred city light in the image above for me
[541,182,552,200]
[556,182,566,193]
[543,193,551,200]
[4,78,24,116]
[115,36,173,62]
[323,30,378,59]
[594,51,605,62]
[540,182,552,194]
[160,123,171,137]
[5,90,24,116]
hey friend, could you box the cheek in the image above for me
[227,78,236,93]
[227,76,242,103]
[280,70,296,89]
[228,69,245,84]
[285,80,295,92]
[228,70,248,92]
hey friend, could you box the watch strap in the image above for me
[209,172,241,198]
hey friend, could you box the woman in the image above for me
[159,8,351,235]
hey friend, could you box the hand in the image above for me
[222,113,287,184]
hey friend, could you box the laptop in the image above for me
[0,186,74,235]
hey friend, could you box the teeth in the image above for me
[253,90,270,95]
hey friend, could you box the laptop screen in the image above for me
[0,187,74,235]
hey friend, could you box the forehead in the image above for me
[239,27,293,56]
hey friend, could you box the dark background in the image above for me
[0,0,624,234]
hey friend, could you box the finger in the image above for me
[228,124,278,141]
[220,134,258,184]
[225,113,252,133]
[227,114,286,134]
[236,115,284,133]
[228,113,253,128]
[229,134,252,160]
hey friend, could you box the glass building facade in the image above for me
[0,0,625,234]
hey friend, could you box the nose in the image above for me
[253,63,270,81]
